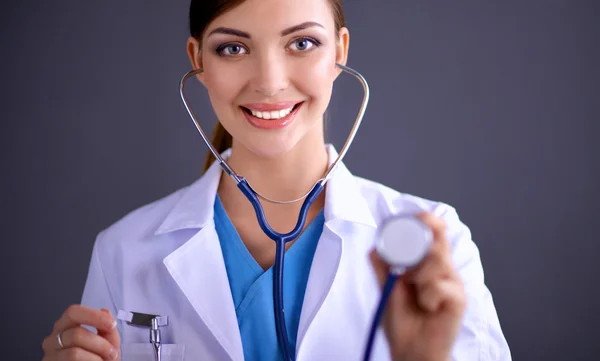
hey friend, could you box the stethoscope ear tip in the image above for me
[376,215,433,269]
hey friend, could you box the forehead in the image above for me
[205,0,336,36]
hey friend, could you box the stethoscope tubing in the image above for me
[362,273,400,361]
[238,180,325,360]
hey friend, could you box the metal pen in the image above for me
[150,318,162,361]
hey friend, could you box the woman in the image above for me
[42,0,511,360]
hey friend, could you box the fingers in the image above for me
[408,212,465,315]
[404,211,453,283]
[417,278,466,315]
[53,347,105,361]
[63,327,119,360]
[416,212,448,242]
[98,309,121,351]
[42,326,119,360]
[43,305,121,361]
[405,236,452,286]
[53,305,117,335]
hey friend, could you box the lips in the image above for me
[241,101,300,112]
[241,102,304,130]
[240,102,302,120]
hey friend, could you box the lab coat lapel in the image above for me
[156,150,244,361]
[295,224,342,354]
[163,225,243,361]
[296,145,377,352]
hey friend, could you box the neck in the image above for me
[216,130,328,234]
[225,135,328,202]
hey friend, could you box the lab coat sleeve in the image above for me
[437,205,512,361]
[80,231,119,328]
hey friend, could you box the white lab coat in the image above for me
[81,145,511,361]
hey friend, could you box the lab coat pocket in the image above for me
[121,343,185,361]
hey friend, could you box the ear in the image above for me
[334,27,350,78]
[186,36,206,84]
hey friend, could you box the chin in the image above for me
[242,136,299,160]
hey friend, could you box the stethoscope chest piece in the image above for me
[376,215,433,270]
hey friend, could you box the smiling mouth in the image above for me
[240,102,303,120]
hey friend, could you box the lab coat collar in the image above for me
[322,145,377,228]
[154,144,376,235]
[154,149,226,235]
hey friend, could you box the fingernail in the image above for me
[109,348,119,360]
[107,319,117,329]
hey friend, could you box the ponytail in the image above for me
[202,122,232,172]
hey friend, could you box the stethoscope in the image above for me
[178,63,433,361]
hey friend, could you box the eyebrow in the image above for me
[207,21,324,39]
[281,21,324,36]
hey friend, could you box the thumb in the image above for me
[369,248,390,287]
[99,308,121,358]
[369,249,413,312]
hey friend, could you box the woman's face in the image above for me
[187,0,349,159]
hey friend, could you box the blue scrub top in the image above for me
[214,195,325,361]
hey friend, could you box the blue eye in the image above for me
[216,43,248,56]
[215,37,320,57]
[289,37,320,52]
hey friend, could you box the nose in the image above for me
[250,52,289,97]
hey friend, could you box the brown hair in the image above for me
[190,0,346,172]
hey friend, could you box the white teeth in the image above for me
[249,106,294,120]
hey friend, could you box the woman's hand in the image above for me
[42,305,121,361]
[370,212,467,361]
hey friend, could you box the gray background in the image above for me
[2,0,598,360]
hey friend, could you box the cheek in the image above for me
[205,72,238,105]
[203,71,244,126]
[294,53,336,105]
[202,56,246,109]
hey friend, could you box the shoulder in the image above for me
[94,184,190,250]
[353,175,474,260]
[354,175,464,227]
